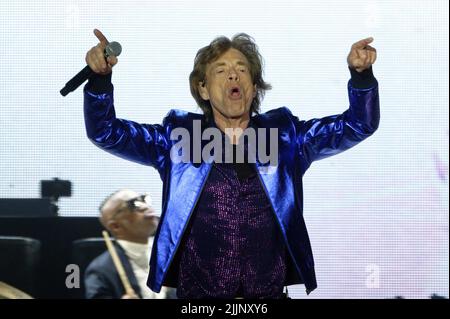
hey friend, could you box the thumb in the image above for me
[93,29,109,46]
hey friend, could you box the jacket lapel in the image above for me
[115,244,143,298]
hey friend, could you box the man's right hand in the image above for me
[85,29,118,75]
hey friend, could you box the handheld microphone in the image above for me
[60,41,122,96]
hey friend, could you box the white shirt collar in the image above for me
[117,238,153,264]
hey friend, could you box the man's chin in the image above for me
[212,103,250,118]
[226,106,250,119]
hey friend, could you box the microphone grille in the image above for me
[105,41,122,57]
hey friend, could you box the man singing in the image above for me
[83,29,379,298]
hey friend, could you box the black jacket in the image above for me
[84,244,142,299]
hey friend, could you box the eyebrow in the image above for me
[212,62,226,68]
[211,61,248,68]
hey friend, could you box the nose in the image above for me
[228,68,239,81]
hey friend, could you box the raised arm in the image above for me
[83,29,171,174]
[295,38,380,167]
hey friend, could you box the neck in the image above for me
[212,112,250,144]
[118,235,148,244]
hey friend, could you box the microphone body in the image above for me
[60,41,121,96]
[60,65,94,96]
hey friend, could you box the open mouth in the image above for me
[228,86,242,99]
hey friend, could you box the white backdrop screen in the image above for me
[0,0,448,298]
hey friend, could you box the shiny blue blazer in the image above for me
[84,80,379,294]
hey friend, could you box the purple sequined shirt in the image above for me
[177,162,287,299]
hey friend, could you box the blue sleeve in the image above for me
[293,77,380,166]
[83,87,172,176]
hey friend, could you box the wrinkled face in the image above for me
[102,190,159,241]
[199,48,256,122]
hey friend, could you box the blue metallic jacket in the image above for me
[84,80,379,294]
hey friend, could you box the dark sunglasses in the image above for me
[112,193,152,218]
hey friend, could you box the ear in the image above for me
[107,220,121,234]
[198,81,210,101]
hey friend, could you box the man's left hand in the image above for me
[347,37,377,72]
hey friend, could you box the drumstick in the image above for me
[102,230,136,297]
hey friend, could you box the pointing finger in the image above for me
[352,37,374,49]
[94,29,109,46]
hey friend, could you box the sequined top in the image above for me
[177,161,287,299]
